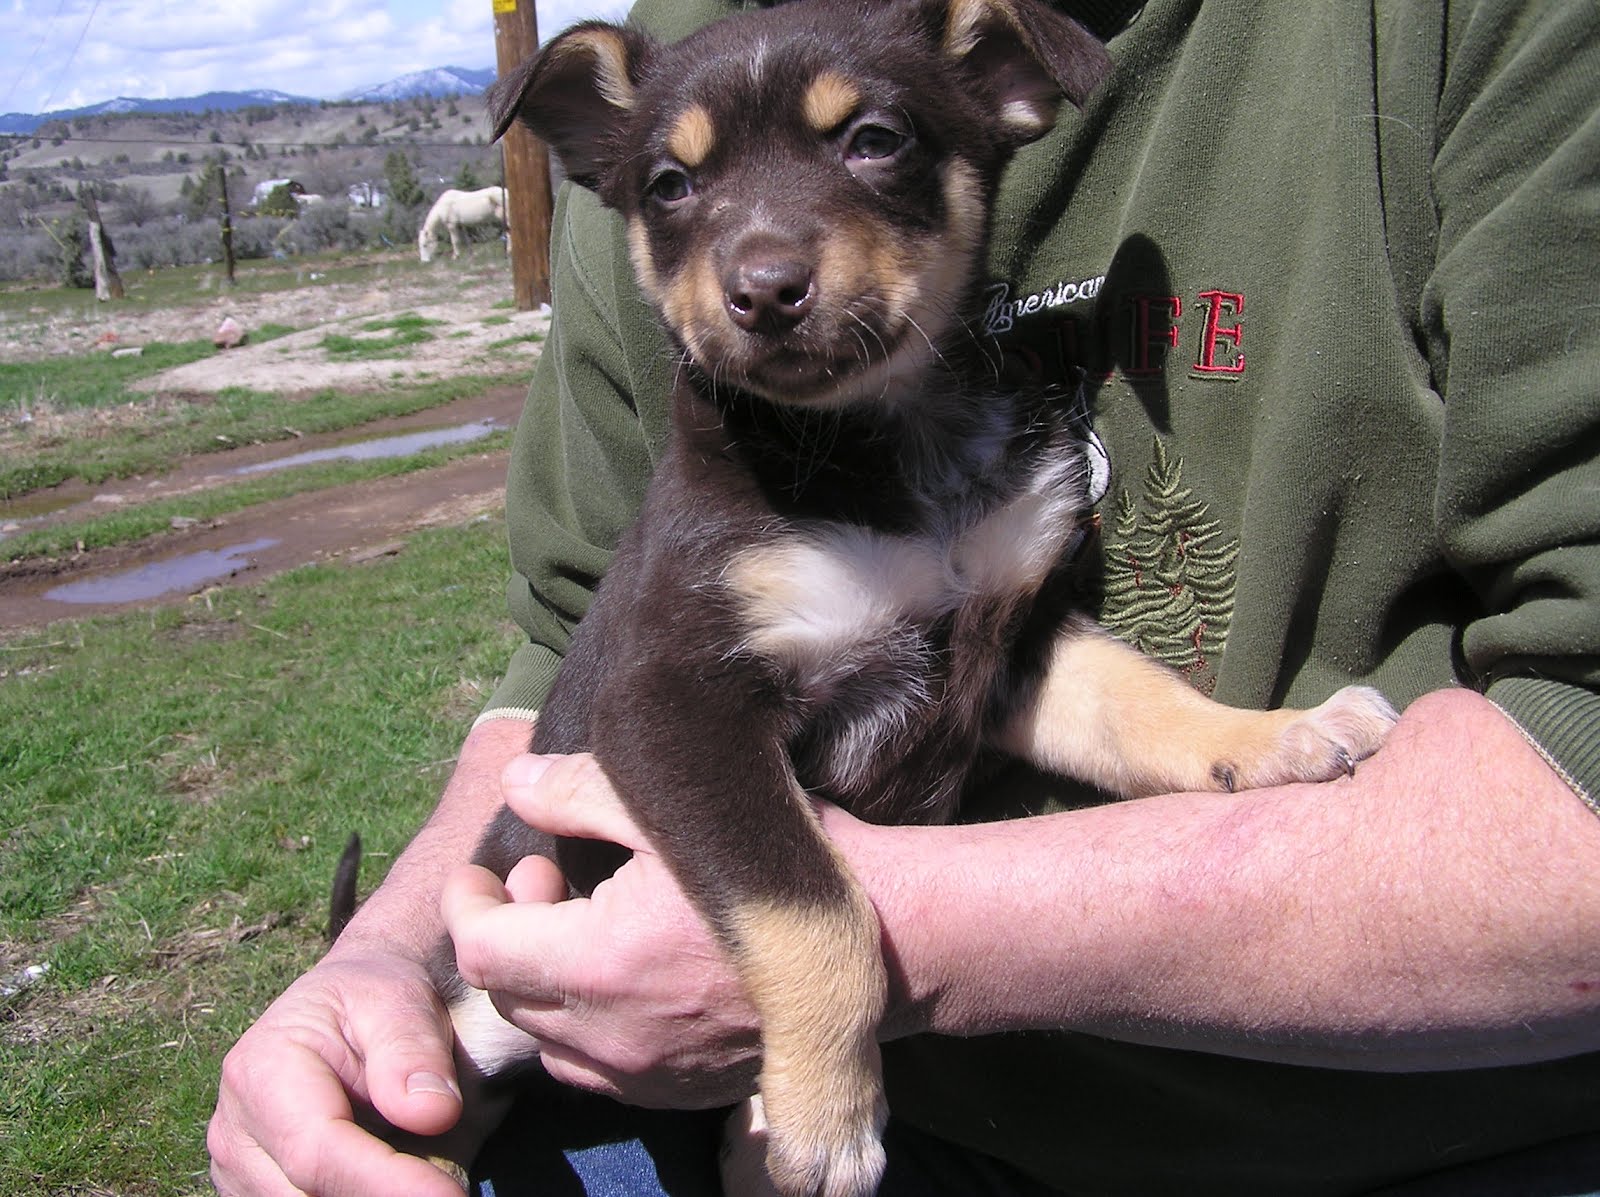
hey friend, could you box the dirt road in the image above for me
[0,258,543,629]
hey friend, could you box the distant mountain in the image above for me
[0,89,313,135]
[339,66,497,103]
[0,66,497,136]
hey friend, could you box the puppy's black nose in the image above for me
[724,258,815,334]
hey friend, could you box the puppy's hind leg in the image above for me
[1001,617,1398,799]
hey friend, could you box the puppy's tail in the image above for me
[328,832,362,943]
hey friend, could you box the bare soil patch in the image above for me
[2,385,525,535]
[0,446,512,629]
[0,259,542,629]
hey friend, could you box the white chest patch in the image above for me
[724,451,1085,679]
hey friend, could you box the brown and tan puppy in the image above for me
[431,1,1398,1193]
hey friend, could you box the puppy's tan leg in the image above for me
[723,873,889,1197]
[1000,620,1397,798]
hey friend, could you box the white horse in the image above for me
[418,186,508,262]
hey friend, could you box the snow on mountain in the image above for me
[338,67,496,103]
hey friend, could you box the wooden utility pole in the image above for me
[492,0,552,308]
[79,185,125,301]
[214,156,236,286]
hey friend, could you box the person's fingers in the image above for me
[504,850,567,904]
[280,1113,468,1197]
[214,1038,464,1197]
[501,752,644,847]
[533,1037,628,1100]
[441,863,584,999]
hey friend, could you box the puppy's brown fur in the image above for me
[424,2,1399,1193]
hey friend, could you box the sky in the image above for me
[0,0,629,116]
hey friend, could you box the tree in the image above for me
[46,214,93,289]
[384,150,424,208]
[116,185,159,227]
[453,161,480,191]
[258,183,300,219]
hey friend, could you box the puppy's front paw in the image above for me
[753,1063,887,1197]
[1213,685,1398,792]
[764,1106,887,1197]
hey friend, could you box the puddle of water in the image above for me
[0,490,81,524]
[44,538,280,605]
[232,419,502,476]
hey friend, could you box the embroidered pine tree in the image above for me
[1101,439,1238,689]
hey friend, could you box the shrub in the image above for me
[257,183,301,219]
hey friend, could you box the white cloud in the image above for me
[0,0,629,115]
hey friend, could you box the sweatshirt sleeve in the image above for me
[477,184,672,724]
[1422,1,1600,808]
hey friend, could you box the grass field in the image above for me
[0,328,295,416]
[0,245,537,1194]
[0,370,518,501]
[0,250,440,328]
[0,514,523,1196]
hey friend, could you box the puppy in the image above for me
[431,1,1399,1193]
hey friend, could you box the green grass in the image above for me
[0,373,516,499]
[0,325,295,414]
[2,429,512,564]
[0,514,524,1196]
[0,248,446,323]
[487,331,546,351]
[320,312,441,358]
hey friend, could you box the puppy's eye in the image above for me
[648,170,694,204]
[845,124,906,162]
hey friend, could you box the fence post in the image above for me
[492,0,552,309]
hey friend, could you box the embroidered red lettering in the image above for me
[1194,290,1245,375]
[1128,294,1181,377]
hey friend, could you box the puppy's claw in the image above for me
[1211,686,1398,792]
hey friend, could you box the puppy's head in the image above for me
[492,0,1109,407]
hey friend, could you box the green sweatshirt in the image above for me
[479,0,1600,1190]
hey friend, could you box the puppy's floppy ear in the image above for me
[488,22,655,189]
[932,0,1112,143]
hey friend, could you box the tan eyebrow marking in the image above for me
[802,71,861,133]
[667,103,717,168]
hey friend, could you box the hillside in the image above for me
[2,92,495,198]
[0,90,315,137]
[0,92,508,282]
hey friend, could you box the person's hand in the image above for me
[441,752,764,1109]
[208,949,468,1196]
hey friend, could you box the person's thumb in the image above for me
[355,977,464,1138]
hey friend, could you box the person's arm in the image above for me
[855,687,1600,1068]
[208,717,533,1197]
[441,688,1600,1113]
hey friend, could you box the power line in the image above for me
[37,0,105,115]
[0,0,73,113]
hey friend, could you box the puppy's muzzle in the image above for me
[724,250,817,335]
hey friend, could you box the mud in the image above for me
[0,448,513,629]
[0,387,526,540]
[0,258,542,632]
